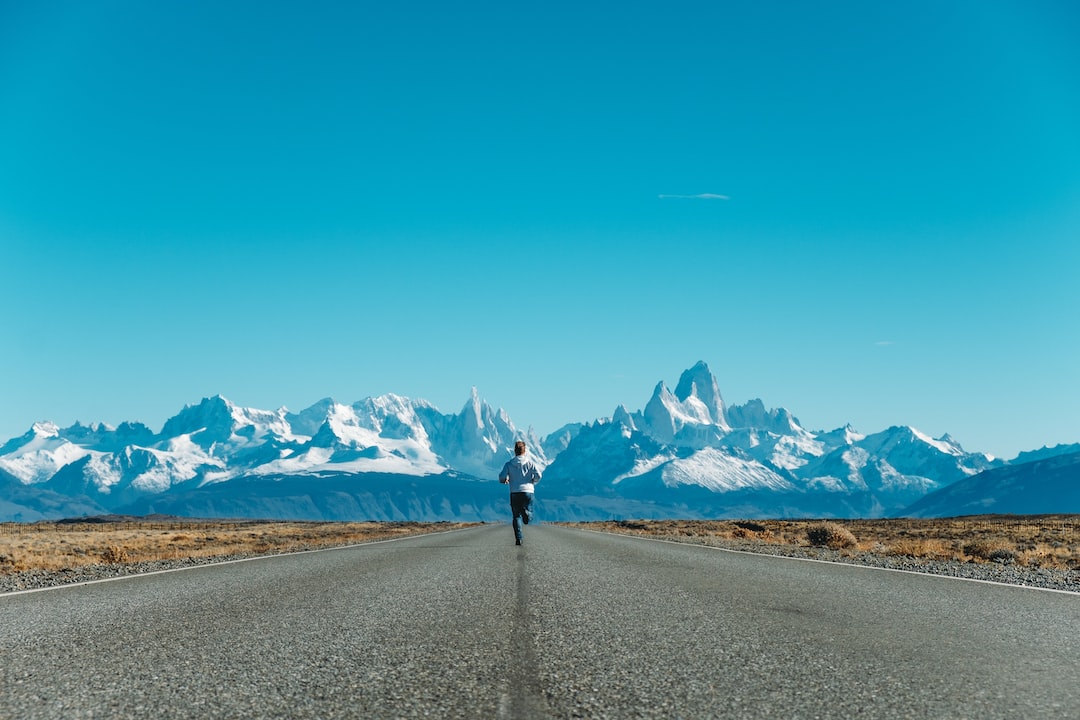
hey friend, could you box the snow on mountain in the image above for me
[55,421,156,452]
[424,387,545,480]
[0,386,532,515]
[848,426,995,483]
[801,445,938,507]
[748,430,825,473]
[787,425,998,515]
[253,396,446,478]
[641,382,686,444]
[543,361,1006,518]
[45,434,226,500]
[642,386,719,448]
[124,436,226,493]
[0,360,1064,521]
[657,447,794,493]
[161,395,300,452]
[722,403,823,473]
[0,422,91,484]
[727,399,803,436]
[673,361,730,430]
[814,424,866,449]
[540,421,587,461]
[284,397,337,437]
[613,452,675,485]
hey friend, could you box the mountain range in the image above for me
[2,362,1076,522]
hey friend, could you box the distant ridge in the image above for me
[903,451,1080,517]
[0,362,1070,522]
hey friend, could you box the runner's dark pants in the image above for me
[510,492,533,543]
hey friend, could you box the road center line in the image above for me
[506,547,555,719]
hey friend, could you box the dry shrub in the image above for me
[733,521,767,533]
[732,526,776,541]
[616,521,649,531]
[963,539,1017,564]
[100,545,130,564]
[1020,549,1060,569]
[806,523,858,549]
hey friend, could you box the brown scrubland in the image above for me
[1,515,1077,575]
[0,518,476,573]
[568,516,1080,569]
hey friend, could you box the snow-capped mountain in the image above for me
[1,390,539,519]
[0,422,93,485]
[0,361,1064,522]
[542,361,1000,518]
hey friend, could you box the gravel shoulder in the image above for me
[4,525,1078,595]
[0,532,447,595]
[588,530,1080,594]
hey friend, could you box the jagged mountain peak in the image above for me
[62,420,112,437]
[642,382,678,442]
[866,425,965,456]
[0,423,58,457]
[0,421,91,485]
[285,397,339,437]
[160,395,236,436]
[673,360,728,428]
[1,361,1053,521]
[642,366,730,444]
[159,394,295,450]
[360,392,433,414]
[815,424,866,449]
[612,404,636,431]
[461,386,489,423]
[31,421,61,438]
[58,420,156,453]
[310,419,343,449]
[727,399,806,436]
[456,388,516,436]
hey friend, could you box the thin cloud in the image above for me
[658,193,730,200]
[875,341,896,347]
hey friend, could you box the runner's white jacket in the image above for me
[499,455,542,494]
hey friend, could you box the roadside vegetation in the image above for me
[569,516,1080,570]
[0,518,477,573]
[3,515,1078,576]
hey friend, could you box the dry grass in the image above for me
[6,515,1078,574]
[566,516,1080,570]
[0,519,477,573]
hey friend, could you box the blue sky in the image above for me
[2,0,1078,459]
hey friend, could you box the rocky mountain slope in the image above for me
[1,362,1057,521]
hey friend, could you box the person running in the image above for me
[498,440,542,546]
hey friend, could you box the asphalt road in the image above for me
[2,524,1077,719]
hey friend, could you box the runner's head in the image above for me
[514,440,526,456]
